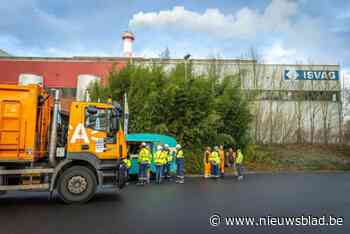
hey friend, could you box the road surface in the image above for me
[0,173,349,234]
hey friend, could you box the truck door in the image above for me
[83,106,120,160]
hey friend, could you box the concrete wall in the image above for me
[139,58,342,144]
[250,100,342,144]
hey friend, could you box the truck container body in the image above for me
[0,84,51,162]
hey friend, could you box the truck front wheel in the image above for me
[57,166,97,204]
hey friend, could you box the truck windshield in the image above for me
[85,108,112,132]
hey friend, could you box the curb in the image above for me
[185,170,350,177]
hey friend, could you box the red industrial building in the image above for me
[0,56,128,112]
[0,32,136,92]
[0,56,127,88]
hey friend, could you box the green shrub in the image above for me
[90,62,253,173]
[184,148,204,174]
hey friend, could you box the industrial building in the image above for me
[0,32,342,144]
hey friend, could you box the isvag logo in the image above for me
[284,69,339,81]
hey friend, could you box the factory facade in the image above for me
[0,56,341,144]
[140,58,342,144]
[0,32,342,144]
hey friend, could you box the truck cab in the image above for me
[67,102,126,160]
[0,84,128,204]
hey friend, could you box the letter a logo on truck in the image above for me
[71,123,90,144]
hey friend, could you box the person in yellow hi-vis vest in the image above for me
[209,146,221,178]
[236,149,244,180]
[175,144,185,184]
[123,156,131,185]
[154,145,167,184]
[163,144,172,179]
[204,147,211,178]
[138,142,151,185]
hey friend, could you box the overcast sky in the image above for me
[0,0,349,76]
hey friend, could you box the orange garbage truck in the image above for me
[0,84,128,203]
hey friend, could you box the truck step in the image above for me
[101,184,118,189]
[102,172,116,177]
[0,168,54,175]
[99,164,117,170]
[0,183,49,191]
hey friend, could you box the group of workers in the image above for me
[204,145,244,180]
[123,143,244,185]
[136,142,185,185]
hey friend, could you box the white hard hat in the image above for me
[141,142,146,147]
[176,144,181,149]
[164,144,169,148]
[157,145,163,150]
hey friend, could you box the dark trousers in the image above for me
[211,164,219,177]
[138,163,149,181]
[163,163,171,178]
[236,163,244,177]
[176,158,185,179]
[156,165,163,183]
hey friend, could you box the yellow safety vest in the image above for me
[165,150,173,163]
[123,158,131,169]
[139,148,151,164]
[155,151,166,165]
[209,151,220,165]
[236,151,244,164]
[176,150,184,159]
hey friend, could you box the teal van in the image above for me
[126,133,177,175]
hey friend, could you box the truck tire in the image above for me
[57,166,97,204]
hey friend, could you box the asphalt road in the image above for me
[1,173,350,234]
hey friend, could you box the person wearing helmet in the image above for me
[162,144,172,180]
[175,144,185,184]
[204,147,212,178]
[235,149,244,180]
[209,146,221,178]
[154,145,166,184]
[146,144,152,184]
[137,142,151,185]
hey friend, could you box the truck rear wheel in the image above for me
[57,166,97,204]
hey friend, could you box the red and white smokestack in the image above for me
[122,31,135,58]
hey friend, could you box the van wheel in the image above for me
[57,166,97,204]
